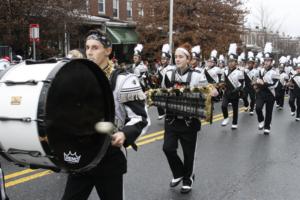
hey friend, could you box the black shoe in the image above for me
[169,177,183,187]
[180,175,195,194]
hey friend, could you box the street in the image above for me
[2,100,300,200]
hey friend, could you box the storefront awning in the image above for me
[106,27,138,45]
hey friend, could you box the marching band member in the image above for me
[243,51,257,115]
[254,43,279,135]
[275,56,289,110]
[238,52,246,72]
[191,45,203,73]
[61,29,149,200]
[161,43,211,194]
[131,44,149,91]
[156,44,175,120]
[218,54,226,73]
[288,57,300,121]
[204,49,222,84]
[285,55,294,78]
[221,43,244,129]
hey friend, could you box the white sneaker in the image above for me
[278,107,283,110]
[222,118,229,126]
[291,112,296,116]
[231,124,238,129]
[263,129,270,135]
[249,111,254,115]
[157,114,166,120]
[258,122,264,130]
[296,118,300,122]
[276,104,279,108]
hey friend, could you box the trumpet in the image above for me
[146,84,216,123]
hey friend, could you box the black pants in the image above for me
[243,87,256,111]
[255,93,275,130]
[222,96,239,125]
[163,119,199,181]
[289,92,300,118]
[157,106,165,116]
[275,88,285,107]
[62,173,123,200]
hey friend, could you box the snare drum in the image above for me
[0,59,114,173]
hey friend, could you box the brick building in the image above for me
[71,0,142,63]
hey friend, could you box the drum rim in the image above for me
[37,59,115,173]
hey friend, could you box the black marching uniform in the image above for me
[243,67,258,113]
[221,68,244,127]
[255,67,279,132]
[289,72,300,119]
[62,68,149,200]
[162,66,207,192]
[275,70,289,109]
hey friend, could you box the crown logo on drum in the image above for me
[64,151,81,164]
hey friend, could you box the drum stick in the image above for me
[94,122,117,136]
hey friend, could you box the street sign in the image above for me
[29,24,40,43]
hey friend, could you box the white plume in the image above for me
[219,54,225,61]
[228,43,237,56]
[211,49,217,58]
[297,56,300,64]
[239,52,245,60]
[192,45,201,54]
[162,44,170,53]
[279,56,287,64]
[248,51,254,59]
[134,44,143,53]
[256,52,263,59]
[264,42,272,54]
[293,57,297,65]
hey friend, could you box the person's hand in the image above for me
[111,132,126,148]
[210,87,219,97]
[256,79,264,85]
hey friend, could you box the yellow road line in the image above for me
[5,170,53,188]
[4,169,36,181]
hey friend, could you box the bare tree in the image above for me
[136,0,247,60]
[252,2,285,33]
[0,0,87,58]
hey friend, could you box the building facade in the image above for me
[241,27,300,59]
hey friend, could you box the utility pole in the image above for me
[169,0,173,64]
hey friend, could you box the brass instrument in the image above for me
[146,84,216,123]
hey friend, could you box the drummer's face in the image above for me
[86,39,111,66]
[175,50,190,69]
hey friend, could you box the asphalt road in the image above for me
[2,100,300,200]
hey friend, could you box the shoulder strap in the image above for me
[186,70,193,84]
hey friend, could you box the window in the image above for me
[138,3,144,17]
[98,0,105,14]
[113,0,119,18]
[127,0,133,18]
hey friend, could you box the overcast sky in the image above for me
[245,0,300,37]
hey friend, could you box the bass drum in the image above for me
[0,59,114,173]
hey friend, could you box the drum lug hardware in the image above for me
[36,118,44,123]
[0,117,32,122]
[3,79,38,86]
[7,148,42,157]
